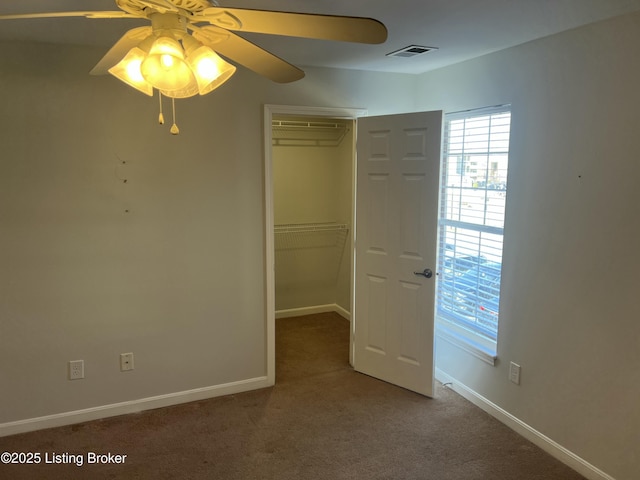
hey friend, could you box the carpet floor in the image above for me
[0,312,586,479]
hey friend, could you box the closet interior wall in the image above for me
[272,116,354,317]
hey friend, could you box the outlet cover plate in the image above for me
[509,361,521,385]
[69,360,84,380]
[120,352,134,372]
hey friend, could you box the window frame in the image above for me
[435,105,511,365]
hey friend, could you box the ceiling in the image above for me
[1,0,640,75]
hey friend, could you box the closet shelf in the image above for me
[275,222,348,234]
[272,120,349,147]
[275,223,349,250]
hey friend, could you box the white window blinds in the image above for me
[437,106,511,344]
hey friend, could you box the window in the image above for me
[436,105,511,363]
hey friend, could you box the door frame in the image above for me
[263,104,367,384]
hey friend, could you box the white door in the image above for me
[354,111,442,397]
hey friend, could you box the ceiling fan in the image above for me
[0,0,387,132]
[0,0,388,90]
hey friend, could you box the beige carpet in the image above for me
[0,312,586,479]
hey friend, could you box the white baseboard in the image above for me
[435,369,616,480]
[0,376,271,438]
[333,304,351,321]
[276,303,351,321]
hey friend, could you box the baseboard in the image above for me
[435,369,616,480]
[333,304,351,321]
[276,303,351,321]
[0,376,271,438]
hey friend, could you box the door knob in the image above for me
[414,268,433,279]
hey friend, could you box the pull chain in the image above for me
[158,91,165,125]
[170,97,180,135]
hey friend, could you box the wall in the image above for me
[0,41,416,430]
[273,118,353,313]
[418,12,640,480]
[0,42,269,425]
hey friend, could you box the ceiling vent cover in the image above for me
[387,45,437,58]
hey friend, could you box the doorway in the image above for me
[272,114,353,317]
[264,106,442,396]
[264,105,366,383]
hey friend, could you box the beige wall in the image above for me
[417,12,640,480]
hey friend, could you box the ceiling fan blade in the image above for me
[90,26,152,76]
[194,7,388,44]
[0,11,139,20]
[192,26,305,83]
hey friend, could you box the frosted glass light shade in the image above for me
[108,47,154,96]
[140,36,195,91]
[186,46,236,95]
[159,81,200,99]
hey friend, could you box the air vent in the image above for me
[386,45,438,58]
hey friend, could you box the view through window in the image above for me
[436,106,511,353]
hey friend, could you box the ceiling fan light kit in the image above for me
[0,0,387,134]
[104,10,237,125]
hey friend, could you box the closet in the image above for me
[272,115,354,318]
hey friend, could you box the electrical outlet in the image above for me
[509,361,521,385]
[120,353,134,372]
[69,360,84,380]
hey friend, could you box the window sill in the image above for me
[436,320,497,366]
